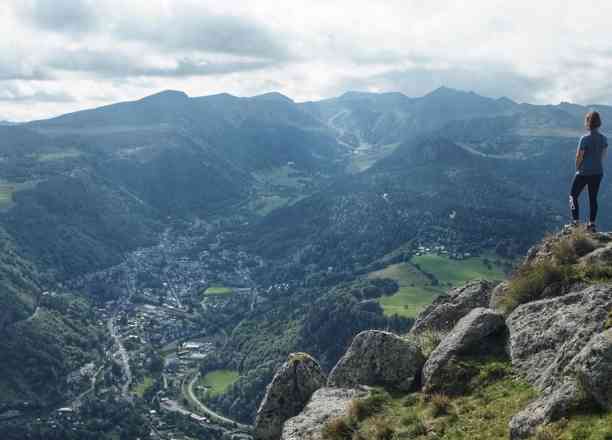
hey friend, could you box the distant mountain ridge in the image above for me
[2,85,612,279]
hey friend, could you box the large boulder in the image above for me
[254,353,326,440]
[421,307,505,394]
[509,380,585,440]
[506,284,612,390]
[327,330,424,392]
[281,387,368,440]
[571,328,612,410]
[410,280,496,336]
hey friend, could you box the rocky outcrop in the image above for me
[327,330,424,392]
[523,227,610,266]
[506,284,612,437]
[572,328,612,410]
[509,380,585,440]
[579,242,612,266]
[410,280,496,336]
[254,353,326,440]
[281,388,368,440]
[422,307,504,393]
[506,284,612,390]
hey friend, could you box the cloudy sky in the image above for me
[2,0,612,121]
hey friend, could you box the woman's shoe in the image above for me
[587,223,597,232]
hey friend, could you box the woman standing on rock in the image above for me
[570,111,608,231]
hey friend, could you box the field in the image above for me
[199,370,240,397]
[132,375,154,398]
[413,254,507,287]
[0,180,39,209]
[35,149,82,162]
[0,185,14,208]
[369,254,507,318]
[203,286,233,296]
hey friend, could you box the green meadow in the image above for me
[369,254,507,318]
[199,370,240,397]
[0,185,14,208]
[132,376,154,398]
[203,286,233,296]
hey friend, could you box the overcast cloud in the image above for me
[2,0,612,120]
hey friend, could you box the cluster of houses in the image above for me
[414,244,473,260]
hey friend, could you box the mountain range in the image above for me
[2,85,612,434]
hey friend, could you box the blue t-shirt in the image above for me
[577,130,608,175]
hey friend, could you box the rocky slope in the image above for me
[253,227,612,439]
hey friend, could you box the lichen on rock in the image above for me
[410,280,496,337]
[421,307,505,394]
[281,387,368,440]
[254,353,326,440]
[327,330,424,392]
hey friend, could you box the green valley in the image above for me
[369,254,508,318]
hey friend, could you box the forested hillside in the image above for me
[2,87,612,435]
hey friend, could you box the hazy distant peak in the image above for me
[252,92,294,103]
[338,91,377,100]
[424,86,473,98]
[497,96,517,105]
[139,90,189,102]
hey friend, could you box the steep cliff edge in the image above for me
[255,227,612,440]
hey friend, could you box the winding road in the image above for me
[182,371,251,431]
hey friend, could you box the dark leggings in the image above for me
[570,174,603,222]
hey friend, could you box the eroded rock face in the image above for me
[254,353,326,440]
[281,387,368,440]
[506,285,612,390]
[422,307,505,394]
[410,280,496,336]
[327,330,424,392]
[488,281,509,312]
[572,329,612,410]
[509,381,584,440]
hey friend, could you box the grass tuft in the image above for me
[500,260,574,314]
[361,416,395,440]
[499,227,611,313]
[322,417,354,440]
[428,394,452,418]
[348,391,390,423]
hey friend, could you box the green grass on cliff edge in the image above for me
[321,359,612,440]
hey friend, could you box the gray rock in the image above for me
[327,330,424,392]
[281,387,368,440]
[489,281,509,312]
[572,329,612,409]
[254,353,326,440]
[410,280,496,336]
[579,242,612,266]
[422,308,505,393]
[506,284,612,390]
[509,380,585,439]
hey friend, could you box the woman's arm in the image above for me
[576,149,585,170]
